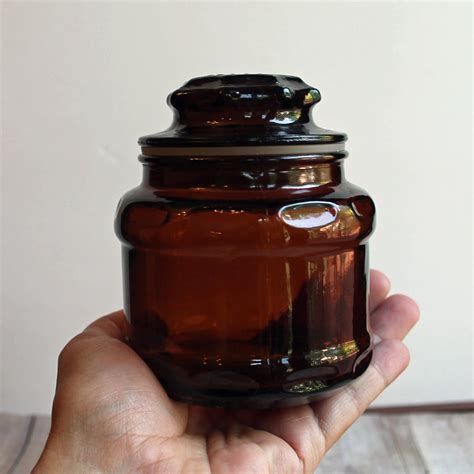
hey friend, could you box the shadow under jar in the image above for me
[115,74,376,409]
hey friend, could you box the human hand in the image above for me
[35,270,419,473]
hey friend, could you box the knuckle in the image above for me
[57,333,86,370]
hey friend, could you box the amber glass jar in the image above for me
[115,75,375,408]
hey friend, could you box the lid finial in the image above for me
[168,74,321,127]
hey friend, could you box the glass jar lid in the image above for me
[139,74,346,152]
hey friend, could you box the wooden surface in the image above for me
[318,412,473,474]
[0,414,50,474]
[0,412,472,473]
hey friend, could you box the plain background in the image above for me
[1,1,472,415]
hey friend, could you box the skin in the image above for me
[34,270,419,474]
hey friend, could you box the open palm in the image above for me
[35,270,419,473]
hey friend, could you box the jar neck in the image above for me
[142,157,346,199]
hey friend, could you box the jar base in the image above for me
[163,377,356,409]
[140,346,372,409]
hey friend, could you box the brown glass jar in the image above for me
[115,75,375,408]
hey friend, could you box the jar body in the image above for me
[115,155,375,408]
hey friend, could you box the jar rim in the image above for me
[140,143,346,158]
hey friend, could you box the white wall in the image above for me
[1,1,472,414]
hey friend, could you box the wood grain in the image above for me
[317,412,473,473]
[408,413,473,474]
[0,412,472,473]
[317,414,420,473]
[368,401,474,413]
[13,416,51,474]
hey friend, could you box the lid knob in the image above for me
[168,74,321,127]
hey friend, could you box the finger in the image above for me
[371,294,420,341]
[312,339,410,451]
[369,269,391,313]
